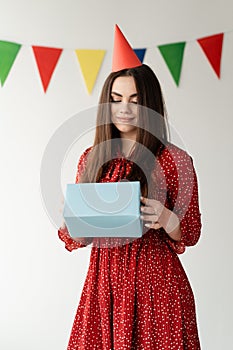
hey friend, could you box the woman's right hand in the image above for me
[73,237,87,244]
[60,197,92,245]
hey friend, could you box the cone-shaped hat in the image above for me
[112,24,142,72]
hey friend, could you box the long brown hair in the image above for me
[80,64,169,197]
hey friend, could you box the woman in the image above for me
[58,27,202,350]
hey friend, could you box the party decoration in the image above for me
[112,24,142,72]
[133,48,147,63]
[32,46,63,92]
[75,49,106,94]
[0,40,21,86]
[158,42,186,86]
[0,28,231,93]
[197,33,224,78]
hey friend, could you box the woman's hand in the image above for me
[140,196,181,241]
[140,196,163,230]
[59,221,87,244]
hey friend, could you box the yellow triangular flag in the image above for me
[75,49,106,94]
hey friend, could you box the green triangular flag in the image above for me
[158,42,186,86]
[0,41,21,86]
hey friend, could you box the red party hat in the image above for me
[112,24,142,72]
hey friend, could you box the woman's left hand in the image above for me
[140,196,164,230]
[140,196,181,241]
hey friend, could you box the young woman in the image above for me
[58,63,202,349]
[58,23,201,350]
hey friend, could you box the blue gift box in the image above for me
[63,181,142,238]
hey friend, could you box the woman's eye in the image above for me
[112,100,121,103]
[131,100,138,104]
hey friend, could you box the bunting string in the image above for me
[0,29,231,93]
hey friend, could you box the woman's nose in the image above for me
[119,102,132,114]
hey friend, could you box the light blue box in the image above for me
[63,181,142,238]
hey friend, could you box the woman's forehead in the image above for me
[111,76,137,94]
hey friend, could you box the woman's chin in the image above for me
[115,124,136,132]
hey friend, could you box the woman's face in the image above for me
[111,76,138,140]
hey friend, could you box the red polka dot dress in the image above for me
[58,142,202,350]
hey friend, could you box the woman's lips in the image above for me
[115,116,135,123]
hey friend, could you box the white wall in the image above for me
[1,0,233,349]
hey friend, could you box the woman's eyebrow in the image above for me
[111,91,138,98]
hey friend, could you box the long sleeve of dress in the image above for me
[58,147,92,252]
[157,145,202,254]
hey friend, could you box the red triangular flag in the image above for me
[32,46,63,92]
[197,33,224,78]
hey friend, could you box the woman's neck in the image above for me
[121,138,136,157]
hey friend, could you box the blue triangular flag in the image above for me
[133,48,146,63]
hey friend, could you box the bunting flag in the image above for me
[0,40,21,86]
[158,42,186,86]
[32,46,63,92]
[75,49,106,94]
[197,33,224,78]
[133,48,147,63]
[0,29,230,93]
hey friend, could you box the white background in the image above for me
[1,0,233,349]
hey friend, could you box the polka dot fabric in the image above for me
[58,143,202,350]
